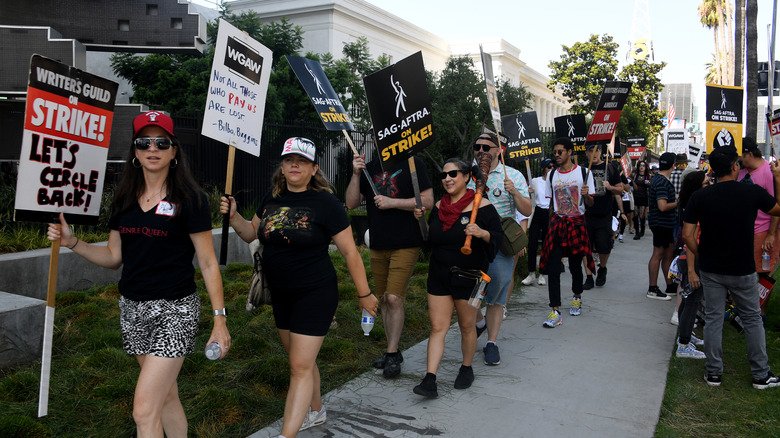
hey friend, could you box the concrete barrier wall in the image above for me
[0,228,252,300]
[0,292,45,368]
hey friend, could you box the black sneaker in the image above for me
[582,276,595,290]
[383,353,402,378]
[413,373,438,398]
[476,322,487,338]
[704,373,722,387]
[633,234,641,240]
[373,351,403,369]
[752,371,780,390]
[595,266,607,287]
[666,283,678,296]
[483,342,501,365]
[454,365,474,389]
[647,286,671,301]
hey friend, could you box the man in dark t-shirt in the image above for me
[346,153,433,378]
[646,152,678,301]
[583,143,623,288]
[683,145,780,389]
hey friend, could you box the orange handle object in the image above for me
[461,152,492,255]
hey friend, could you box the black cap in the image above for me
[658,152,676,170]
[709,145,739,176]
[742,136,760,155]
[540,158,553,168]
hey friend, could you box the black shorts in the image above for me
[427,259,480,301]
[622,200,632,213]
[651,226,674,248]
[586,214,613,255]
[271,277,338,337]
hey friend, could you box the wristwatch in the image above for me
[213,308,227,317]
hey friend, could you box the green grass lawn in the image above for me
[2,249,779,437]
[656,275,780,438]
[0,249,432,438]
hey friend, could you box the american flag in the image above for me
[667,102,676,129]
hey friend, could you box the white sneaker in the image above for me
[521,273,536,285]
[676,342,705,359]
[618,234,624,242]
[502,305,507,320]
[299,406,327,431]
[670,311,679,326]
[537,275,546,286]
[678,335,705,347]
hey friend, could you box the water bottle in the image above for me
[205,342,221,360]
[361,308,374,336]
[468,272,492,308]
[762,251,770,271]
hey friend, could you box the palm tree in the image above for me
[699,0,735,85]
[746,0,758,139]
[735,0,745,87]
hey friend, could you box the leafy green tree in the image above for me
[547,34,619,115]
[320,37,390,127]
[497,77,533,118]
[547,34,666,142]
[617,59,667,139]
[112,3,304,117]
[426,56,485,164]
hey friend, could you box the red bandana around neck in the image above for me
[438,189,476,231]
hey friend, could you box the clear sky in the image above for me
[196,0,778,127]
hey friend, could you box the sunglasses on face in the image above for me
[546,164,554,169]
[553,149,566,155]
[473,143,497,152]
[134,137,172,150]
[439,170,463,179]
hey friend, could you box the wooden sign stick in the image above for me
[38,227,60,417]
[343,129,379,197]
[219,145,235,265]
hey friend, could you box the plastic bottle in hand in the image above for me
[762,251,770,271]
[361,308,374,336]
[205,342,221,360]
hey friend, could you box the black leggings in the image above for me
[677,286,703,344]
[546,240,584,308]
[527,208,549,273]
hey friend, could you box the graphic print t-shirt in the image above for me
[109,191,212,301]
[256,189,350,289]
[550,165,595,217]
[360,157,432,250]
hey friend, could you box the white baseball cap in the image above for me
[281,137,317,163]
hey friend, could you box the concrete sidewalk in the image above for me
[250,231,679,438]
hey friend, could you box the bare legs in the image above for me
[133,355,187,438]
[278,330,325,438]
[426,294,479,374]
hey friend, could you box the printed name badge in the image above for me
[156,201,176,217]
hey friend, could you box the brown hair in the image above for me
[270,165,333,197]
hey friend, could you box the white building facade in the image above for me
[229,0,570,129]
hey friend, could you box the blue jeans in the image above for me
[484,252,514,306]
[700,270,770,379]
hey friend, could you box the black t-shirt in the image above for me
[586,160,621,216]
[109,191,212,301]
[428,203,502,272]
[256,189,350,289]
[359,157,432,249]
[684,180,777,275]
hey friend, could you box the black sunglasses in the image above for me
[438,170,463,179]
[546,164,554,169]
[134,137,172,150]
[553,149,566,155]
[473,143,496,152]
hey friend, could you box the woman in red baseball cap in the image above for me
[48,111,231,436]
